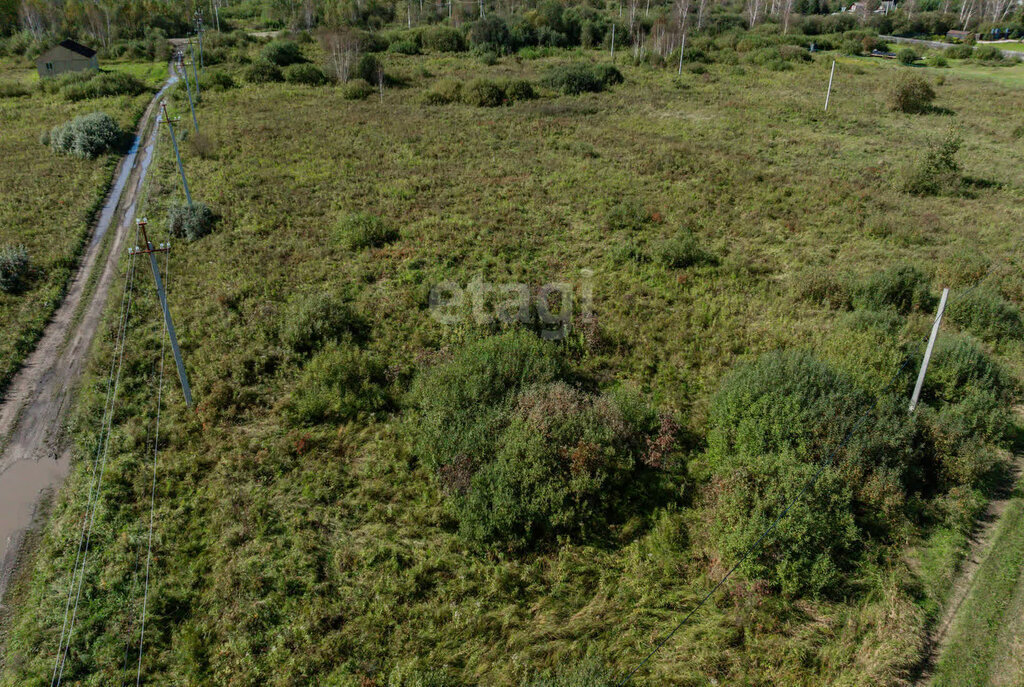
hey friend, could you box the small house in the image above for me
[36,39,98,79]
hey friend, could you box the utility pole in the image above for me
[909,288,949,413]
[180,54,199,134]
[130,219,193,408]
[160,102,192,206]
[611,24,615,60]
[189,38,200,100]
[824,59,836,111]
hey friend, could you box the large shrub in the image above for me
[261,39,304,66]
[407,332,661,550]
[245,59,284,83]
[200,69,236,90]
[342,79,374,99]
[896,47,917,64]
[421,25,466,52]
[284,343,389,425]
[945,43,973,59]
[284,63,328,85]
[422,78,463,105]
[544,63,621,95]
[280,292,367,355]
[168,201,215,242]
[0,245,30,294]
[336,212,398,249]
[902,127,962,196]
[853,264,934,314]
[888,72,935,113]
[503,78,535,101]
[462,78,505,106]
[947,288,1024,341]
[468,16,512,52]
[355,53,382,83]
[61,70,146,101]
[925,334,1014,405]
[49,112,121,159]
[705,351,915,596]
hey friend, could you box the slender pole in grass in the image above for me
[182,58,199,134]
[611,24,615,61]
[824,59,836,111]
[160,102,193,206]
[909,288,949,412]
[130,219,193,407]
[677,32,686,74]
[190,39,200,100]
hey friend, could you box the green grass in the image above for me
[932,484,1024,685]
[2,44,1024,685]
[0,59,164,397]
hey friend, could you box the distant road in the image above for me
[879,34,1024,57]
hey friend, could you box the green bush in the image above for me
[706,351,879,596]
[261,39,304,66]
[280,292,366,355]
[840,38,863,55]
[355,53,382,83]
[853,264,934,314]
[0,245,29,294]
[925,334,1014,404]
[795,267,852,310]
[168,201,215,242]
[61,70,146,101]
[543,63,621,95]
[421,25,466,52]
[973,44,1004,62]
[388,38,419,55]
[656,232,716,268]
[605,201,649,231]
[947,288,1023,341]
[342,78,374,99]
[0,81,30,98]
[422,78,463,105]
[245,59,284,83]
[928,54,949,67]
[478,49,499,66]
[503,78,535,101]
[945,44,973,59]
[49,112,121,159]
[888,72,935,113]
[284,343,389,426]
[284,63,328,85]
[407,332,660,550]
[200,69,235,90]
[897,47,918,64]
[336,212,398,249]
[902,126,962,196]
[462,78,505,106]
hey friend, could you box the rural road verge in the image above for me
[0,65,177,611]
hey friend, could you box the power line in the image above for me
[134,247,170,686]
[54,241,142,687]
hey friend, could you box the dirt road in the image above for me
[0,67,177,609]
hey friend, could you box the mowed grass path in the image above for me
[932,471,1024,686]
[3,50,1024,685]
[0,60,162,396]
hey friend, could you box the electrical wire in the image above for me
[134,248,170,686]
[50,222,141,687]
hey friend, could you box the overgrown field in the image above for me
[3,41,1024,685]
[0,58,165,396]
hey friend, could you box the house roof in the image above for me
[56,39,97,58]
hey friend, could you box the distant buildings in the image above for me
[36,39,98,79]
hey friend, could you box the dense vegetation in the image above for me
[1,5,1024,687]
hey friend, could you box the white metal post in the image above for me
[824,59,836,111]
[909,288,949,412]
